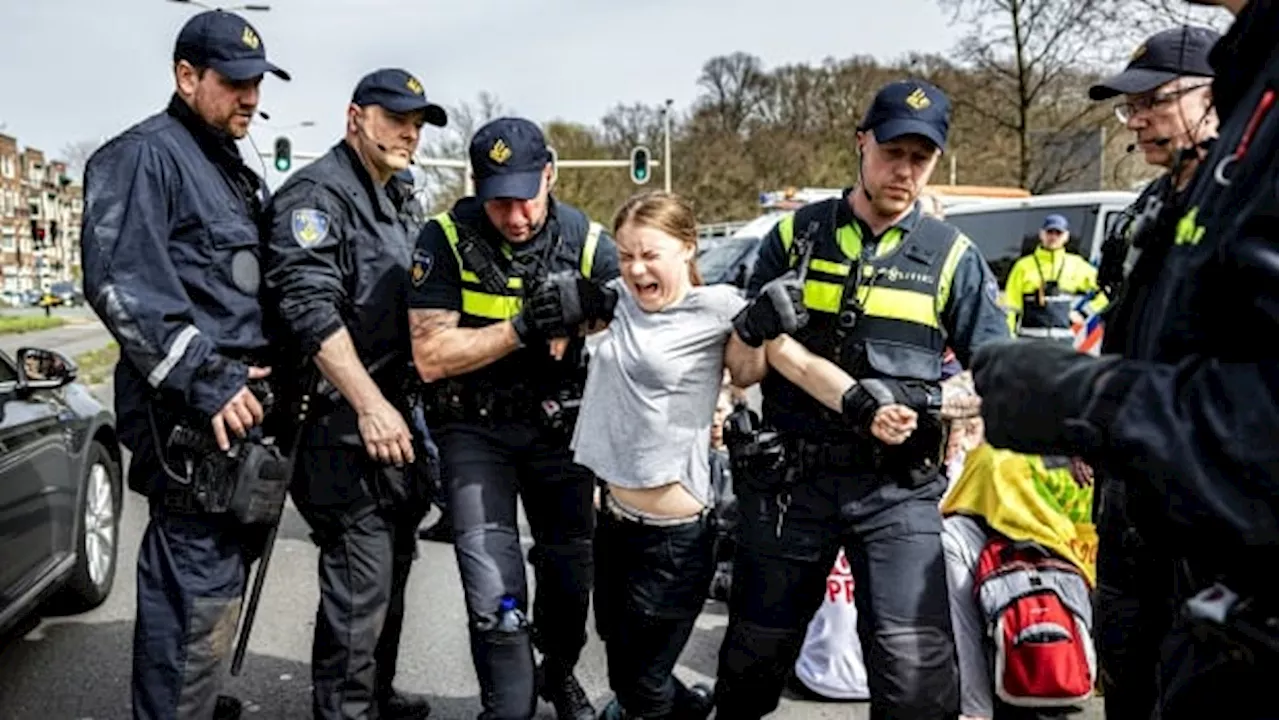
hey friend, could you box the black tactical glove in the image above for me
[972,340,1120,456]
[512,274,574,345]
[576,277,619,325]
[732,272,808,347]
[841,378,941,433]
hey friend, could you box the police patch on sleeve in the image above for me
[984,278,1004,307]
[291,208,330,248]
[410,248,433,287]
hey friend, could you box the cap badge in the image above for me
[241,26,260,50]
[1131,44,1146,61]
[489,139,512,164]
[406,76,424,95]
[905,88,931,111]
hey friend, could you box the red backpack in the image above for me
[974,536,1097,707]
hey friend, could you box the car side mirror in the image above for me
[16,347,77,391]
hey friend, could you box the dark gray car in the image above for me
[0,347,122,635]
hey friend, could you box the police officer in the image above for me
[972,0,1277,716]
[1077,25,1222,719]
[1003,213,1107,341]
[79,10,287,719]
[713,79,1010,720]
[407,117,619,720]
[263,68,447,720]
[1093,25,1221,302]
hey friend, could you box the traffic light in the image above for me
[630,146,651,185]
[273,136,292,172]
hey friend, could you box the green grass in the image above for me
[74,342,119,386]
[0,314,66,334]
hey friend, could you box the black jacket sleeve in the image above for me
[406,219,462,312]
[80,138,247,416]
[262,179,348,357]
[941,241,1014,367]
[744,217,789,300]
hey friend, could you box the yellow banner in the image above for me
[942,443,1097,586]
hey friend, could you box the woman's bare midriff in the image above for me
[608,480,706,518]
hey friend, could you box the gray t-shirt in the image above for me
[572,279,746,507]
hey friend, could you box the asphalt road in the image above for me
[0,307,113,361]
[0,332,1105,719]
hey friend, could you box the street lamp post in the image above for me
[662,98,673,193]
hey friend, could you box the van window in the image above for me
[946,204,1101,283]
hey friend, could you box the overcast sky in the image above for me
[2,0,964,179]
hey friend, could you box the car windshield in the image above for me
[697,239,757,285]
[946,204,1100,284]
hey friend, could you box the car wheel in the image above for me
[57,441,120,611]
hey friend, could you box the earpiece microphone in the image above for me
[355,118,390,153]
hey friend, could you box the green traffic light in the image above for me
[275,157,291,172]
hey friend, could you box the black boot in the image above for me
[417,515,454,543]
[672,683,714,720]
[537,662,595,720]
[379,688,433,720]
[213,696,242,720]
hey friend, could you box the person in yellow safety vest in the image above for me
[1003,214,1108,341]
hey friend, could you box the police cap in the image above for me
[352,68,447,127]
[1088,26,1219,101]
[469,117,551,202]
[173,10,290,82]
[858,80,951,151]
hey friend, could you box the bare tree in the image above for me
[61,138,104,182]
[696,52,769,135]
[1125,0,1233,40]
[938,0,1134,189]
[600,103,664,151]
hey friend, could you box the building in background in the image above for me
[0,133,82,299]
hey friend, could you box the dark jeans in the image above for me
[716,466,958,720]
[1092,479,1172,720]
[437,422,595,719]
[594,504,716,718]
[132,480,268,720]
[293,443,428,720]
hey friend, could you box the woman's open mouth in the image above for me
[634,281,661,299]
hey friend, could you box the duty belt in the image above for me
[786,434,943,482]
[789,437,878,473]
[426,378,582,426]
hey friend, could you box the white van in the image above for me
[944,191,1138,284]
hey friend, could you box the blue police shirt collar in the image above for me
[337,140,398,221]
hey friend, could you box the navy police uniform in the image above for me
[262,69,446,720]
[79,11,288,719]
[974,5,1278,718]
[408,118,618,720]
[1082,26,1222,719]
[715,81,1009,720]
